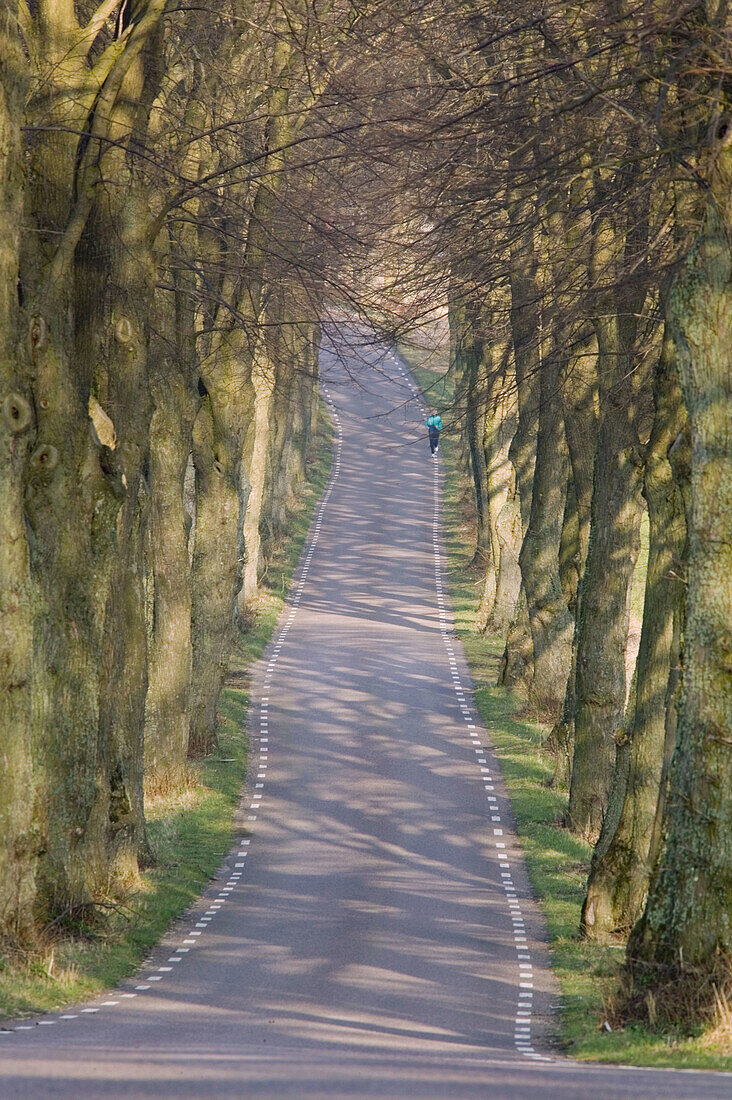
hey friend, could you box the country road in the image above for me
[0,336,728,1099]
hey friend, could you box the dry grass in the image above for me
[623,953,732,1039]
[705,982,732,1050]
[0,941,81,995]
[144,766,201,810]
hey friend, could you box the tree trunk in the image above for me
[559,475,581,615]
[629,145,732,981]
[582,326,688,936]
[25,279,122,914]
[561,330,599,572]
[463,307,492,564]
[189,389,249,757]
[518,345,574,713]
[23,0,167,911]
[144,368,197,787]
[491,489,523,636]
[265,322,299,536]
[499,208,540,685]
[568,203,650,840]
[548,330,599,777]
[447,291,473,478]
[567,348,645,840]
[95,180,158,872]
[498,586,534,690]
[0,12,36,934]
[264,314,317,540]
[242,333,277,604]
[479,337,521,635]
[476,314,515,630]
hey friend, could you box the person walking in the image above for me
[426,409,442,455]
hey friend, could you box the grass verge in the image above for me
[0,413,333,1022]
[399,342,732,1073]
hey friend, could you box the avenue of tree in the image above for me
[0,0,729,1034]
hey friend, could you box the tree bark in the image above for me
[144,362,197,787]
[582,325,688,937]
[463,305,492,564]
[481,352,520,634]
[242,331,277,604]
[548,329,599,777]
[499,207,540,686]
[518,344,574,712]
[0,8,36,934]
[189,386,250,757]
[568,354,645,840]
[568,201,650,840]
[629,142,732,979]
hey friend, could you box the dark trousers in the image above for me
[429,427,440,453]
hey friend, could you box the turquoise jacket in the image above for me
[426,415,443,430]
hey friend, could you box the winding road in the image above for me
[1,335,728,1098]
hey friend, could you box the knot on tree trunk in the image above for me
[3,392,33,434]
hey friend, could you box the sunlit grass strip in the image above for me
[0,411,334,1022]
[400,346,731,1072]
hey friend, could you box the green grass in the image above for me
[0,412,333,1023]
[399,343,732,1073]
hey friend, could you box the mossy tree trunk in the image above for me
[568,358,646,840]
[242,331,276,604]
[143,59,204,789]
[77,17,167,875]
[262,306,317,543]
[560,330,599,576]
[507,217,539,537]
[481,344,520,636]
[144,259,199,787]
[548,328,599,775]
[629,141,732,984]
[92,191,157,874]
[17,0,164,913]
[518,342,574,713]
[264,317,297,538]
[189,362,252,757]
[0,7,36,935]
[21,1,108,918]
[25,278,121,913]
[499,204,540,689]
[447,289,473,479]
[461,301,492,565]
[582,324,688,937]
[568,199,651,841]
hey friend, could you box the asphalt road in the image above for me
[1,334,729,1099]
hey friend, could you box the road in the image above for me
[1,334,729,1098]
